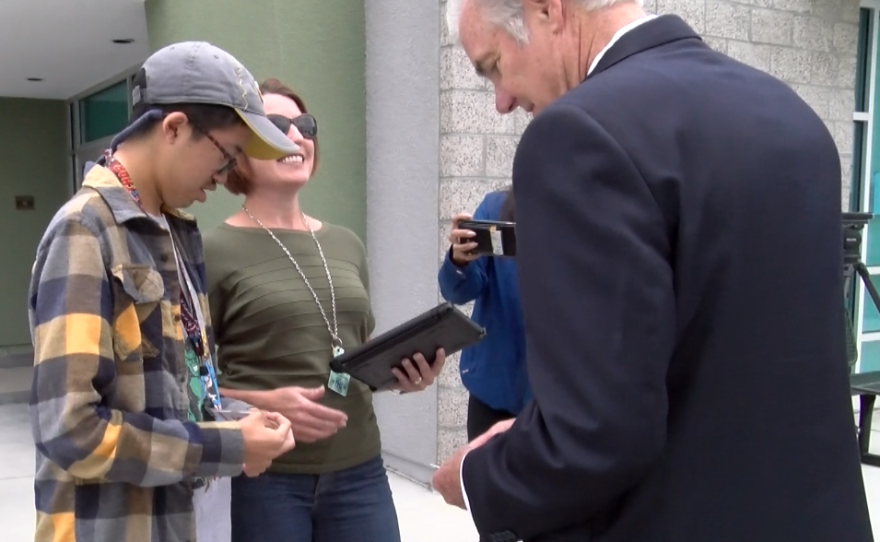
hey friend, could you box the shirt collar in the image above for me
[587,14,658,77]
[81,164,197,225]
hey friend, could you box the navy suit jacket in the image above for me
[461,15,874,542]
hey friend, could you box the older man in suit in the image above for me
[432,1,875,541]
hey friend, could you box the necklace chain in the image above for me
[241,205,340,347]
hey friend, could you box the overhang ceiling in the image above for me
[0,0,150,100]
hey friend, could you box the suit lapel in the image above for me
[589,15,703,77]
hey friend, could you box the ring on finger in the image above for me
[413,377,423,385]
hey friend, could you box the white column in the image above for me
[365,0,442,484]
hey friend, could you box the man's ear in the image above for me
[524,0,565,33]
[160,112,188,143]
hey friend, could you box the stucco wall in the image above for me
[145,0,368,237]
[365,0,443,484]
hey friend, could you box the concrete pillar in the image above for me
[365,0,442,483]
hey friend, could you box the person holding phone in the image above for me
[439,188,532,439]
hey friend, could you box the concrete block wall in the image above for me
[651,0,861,206]
[435,0,860,462]
[436,0,533,460]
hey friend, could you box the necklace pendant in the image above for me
[328,341,349,396]
[328,369,350,396]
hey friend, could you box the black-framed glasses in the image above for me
[267,113,318,140]
[191,122,237,174]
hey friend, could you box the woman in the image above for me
[439,189,532,439]
[203,78,444,542]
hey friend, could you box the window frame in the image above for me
[66,66,139,192]
[851,3,880,373]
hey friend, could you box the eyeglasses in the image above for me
[191,122,237,174]
[267,113,318,140]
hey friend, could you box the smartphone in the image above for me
[458,219,517,257]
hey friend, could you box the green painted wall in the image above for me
[0,98,69,348]
[144,0,367,239]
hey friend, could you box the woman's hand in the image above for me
[449,213,479,266]
[269,386,348,443]
[390,348,446,393]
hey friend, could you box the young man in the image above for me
[28,41,298,542]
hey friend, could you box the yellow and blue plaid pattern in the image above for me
[28,165,246,542]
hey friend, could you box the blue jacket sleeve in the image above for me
[437,194,496,304]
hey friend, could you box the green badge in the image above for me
[328,370,351,397]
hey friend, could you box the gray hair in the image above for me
[446,0,642,44]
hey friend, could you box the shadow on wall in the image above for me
[0,98,69,349]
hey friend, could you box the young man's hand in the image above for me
[238,410,295,477]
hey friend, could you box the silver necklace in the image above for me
[241,205,343,356]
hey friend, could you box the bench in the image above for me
[851,371,880,467]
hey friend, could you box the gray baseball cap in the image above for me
[132,41,297,160]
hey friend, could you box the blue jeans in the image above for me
[230,456,401,542]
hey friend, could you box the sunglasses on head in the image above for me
[267,113,318,140]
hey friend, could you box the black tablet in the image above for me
[329,302,486,390]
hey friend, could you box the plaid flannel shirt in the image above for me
[28,165,246,542]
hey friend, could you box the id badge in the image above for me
[328,370,351,396]
[200,360,223,410]
[327,344,349,396]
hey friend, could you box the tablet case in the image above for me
[329,302,486,390]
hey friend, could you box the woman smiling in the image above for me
[203,78,444,542]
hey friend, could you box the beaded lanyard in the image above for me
[104,152,222,413]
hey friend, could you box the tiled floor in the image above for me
[1,402,877,541]
[0,366,31,405]
[0,403,477,541]
[0,404,38,542]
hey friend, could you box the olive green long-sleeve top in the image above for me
[204,222,380,474]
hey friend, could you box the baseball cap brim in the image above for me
[235,109,299,160]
